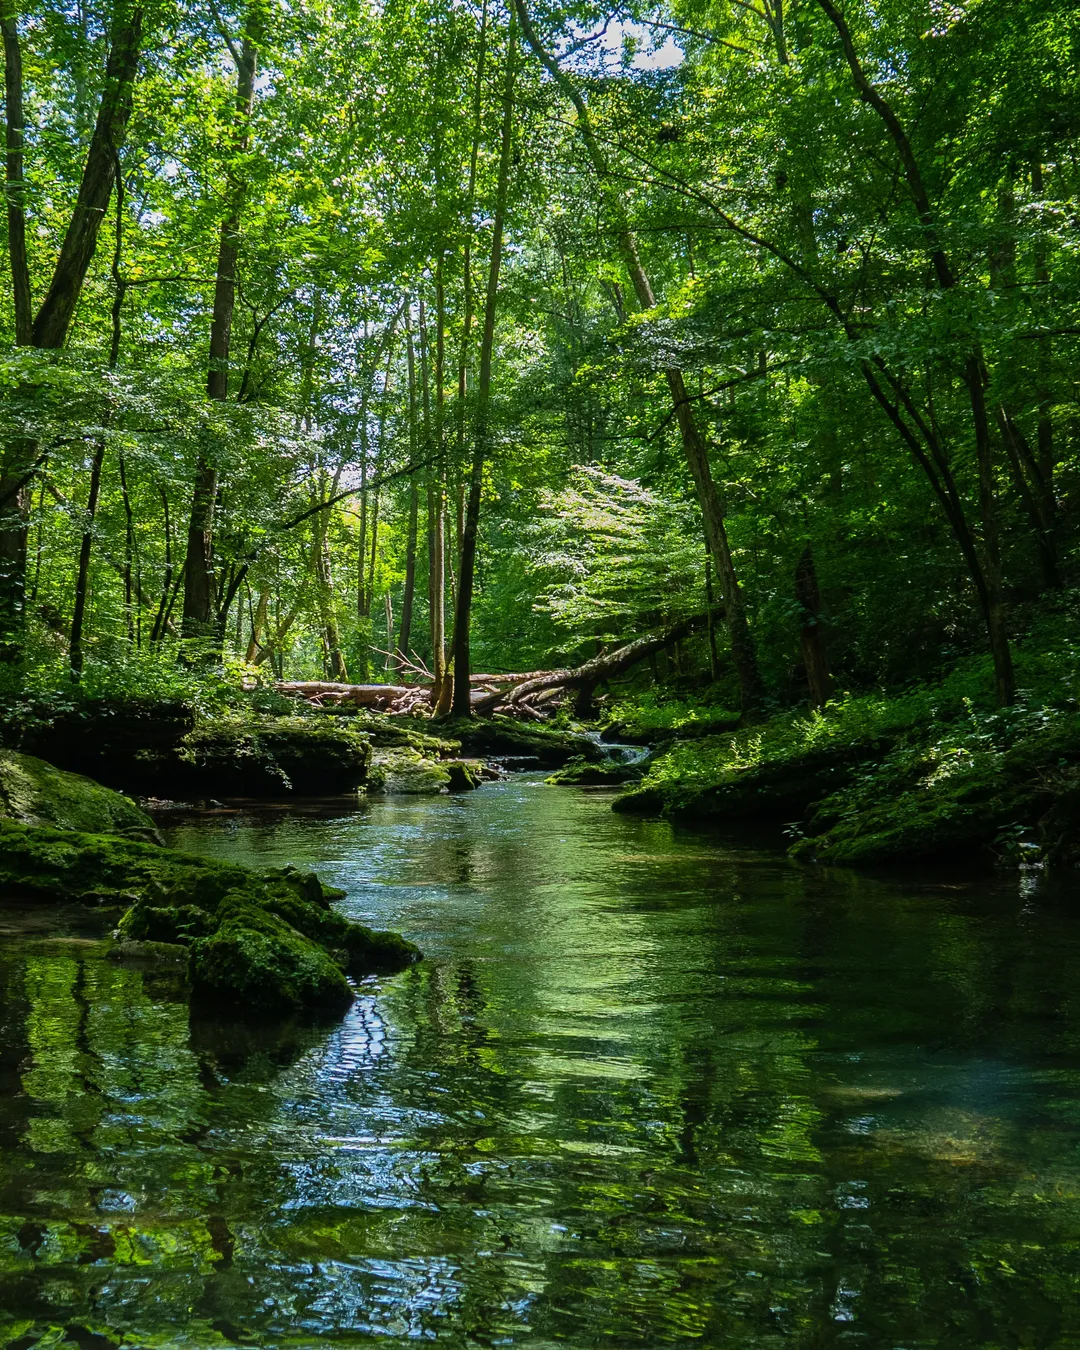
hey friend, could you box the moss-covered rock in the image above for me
[367,750,453,794]
[612,740,878,818]
[177,715,371,795]
[445,759,484,791]
[190,893,354,1013]
[546,756,643,787]
[0,819,420,1015]
[431,717,606,768]
[16,702,372,798]
[0,748,160,840]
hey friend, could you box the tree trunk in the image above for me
[514,0,765,713]
[246,589,267,663]
[448,13,517,717]
[0,0,144,656]
[1,0,31,345]
[815,0,1014,705]
[396,314,420,670]
[794,545,831,707]
[182,9,259,647]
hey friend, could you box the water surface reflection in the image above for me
[2,776,1080,1346]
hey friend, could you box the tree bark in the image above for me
[794,545,831,707]
[1,0,31,344]
[182,8,259,647]
[815,0,1014,705]
[448,13,517,717]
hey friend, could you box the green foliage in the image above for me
[1,0,1079,724]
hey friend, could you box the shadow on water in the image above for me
[2,774,1080,1347]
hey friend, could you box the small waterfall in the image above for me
[583,730,650,766]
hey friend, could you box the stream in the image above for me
[2,775,1080,1347]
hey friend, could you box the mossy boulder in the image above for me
[367,750,453,794]
[346,711,460,756]
[0,819,420,1015]
[189,893,354,1013]
[0,748,161,840]
[445,759,484,791]
[432,717,606,768]
[15,701,372,798]
[365,749,485,794]
[546,756,643,787]
[176,716,371,795]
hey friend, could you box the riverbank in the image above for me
[610,639,1080,870]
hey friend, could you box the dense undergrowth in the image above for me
[610,616,1080,870]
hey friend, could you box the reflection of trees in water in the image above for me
[0,943,337,1345]
[3,826,1080,1346]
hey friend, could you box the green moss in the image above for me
[118,902,214,943]
[264,891,422,975]
[0,748,159,838]
[445,759,484,791]
[13,703,373,798]
[434,717,606,767]
[546,757,643,786]
[792,713,1080,868]
[367,750,453,794]
[190,892,354,1013]
[613,739,874,818]
[177,715,371,795]
[0,818,420,1014]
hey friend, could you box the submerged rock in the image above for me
[0,748,161,840]
[0,819,420,1015]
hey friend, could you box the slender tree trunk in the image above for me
[182,10,259,647]
[246,589,267,663]
[69,445,105,679]
[432,255,452,714]
[1,0,31,345]
[71,149,130,677]
[1029,159,1058,583]
[794,545,831,707]
[398,482,419,669]
[419,289,447,705]
[449,14,517,717]
[397,315,420,670]
[514,0,764,713]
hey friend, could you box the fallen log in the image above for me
[275,682,417,707]
[465,614,714,716]
[274,613,716,719]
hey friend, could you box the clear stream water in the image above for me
[2,776,1080,1348]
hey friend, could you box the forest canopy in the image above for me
[0,0,1077,714]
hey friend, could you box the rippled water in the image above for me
[3,776,1080,1348]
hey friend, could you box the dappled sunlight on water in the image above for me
[3,776,1080,1346]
